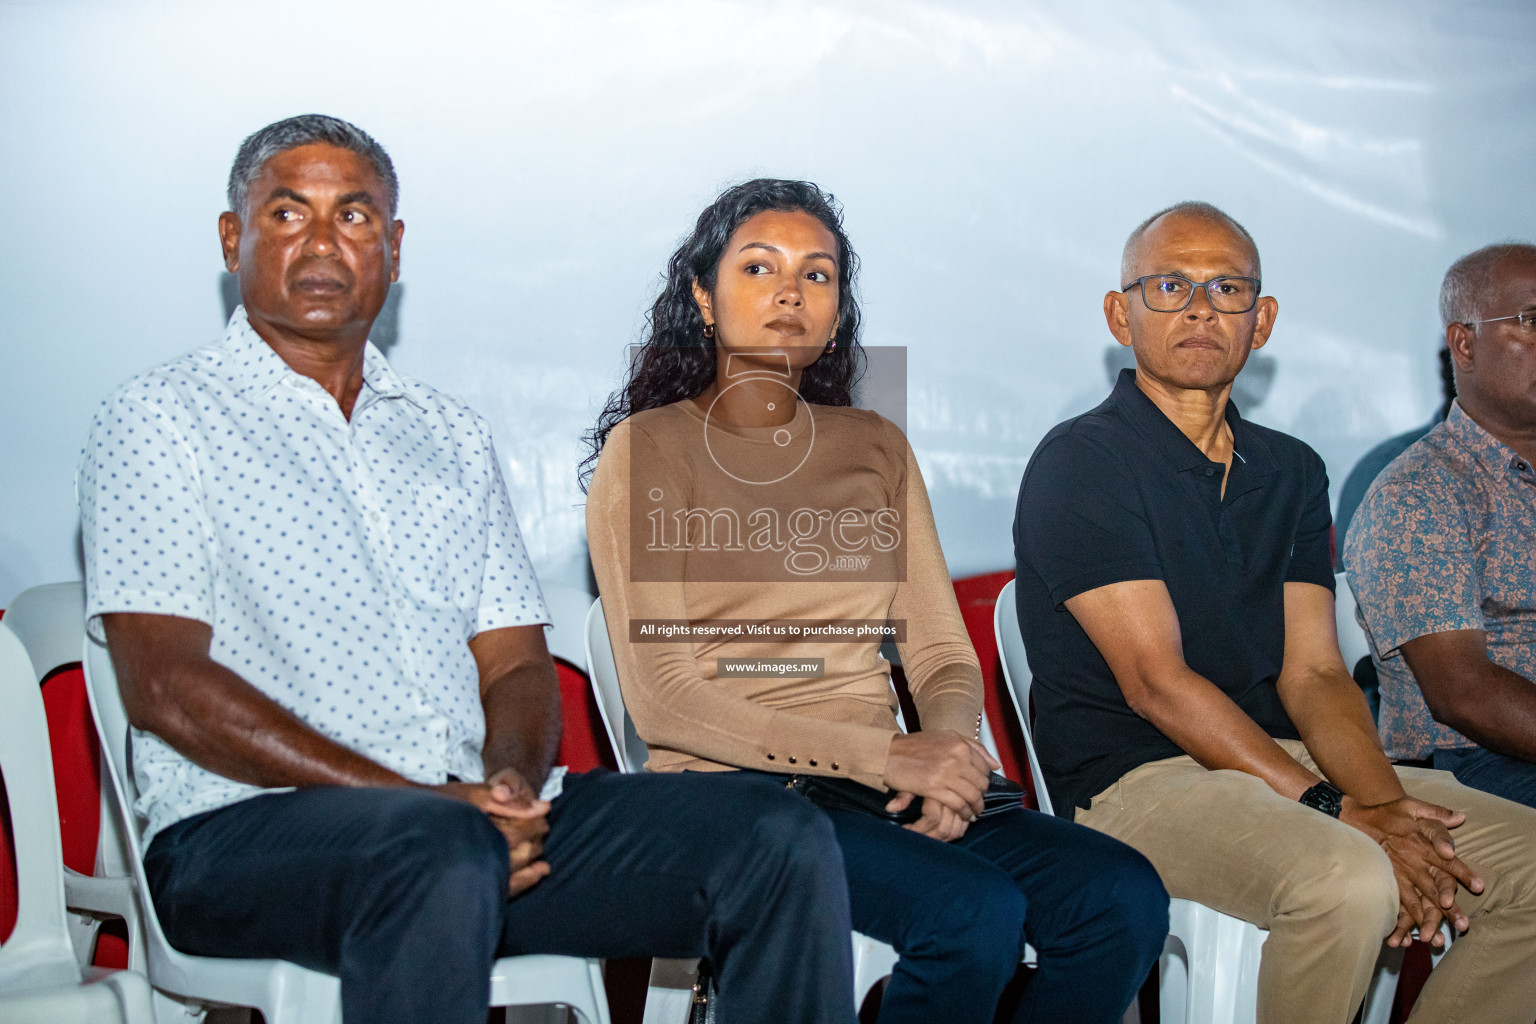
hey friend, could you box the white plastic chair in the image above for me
[992,578,1436,1024]
[543,580,599,674]
[82,632,611,1024]
[0,620,155,1023]
[4,581,146,974]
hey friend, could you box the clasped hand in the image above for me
[434,768,551,896]
[1341,795,1483,948]
[883,730,1000,842]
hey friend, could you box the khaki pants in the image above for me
[1076,740,1536,1024]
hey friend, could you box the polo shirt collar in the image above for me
[224,305,421,410]
[1109,367,1279,479]
[1443,401,1529,479]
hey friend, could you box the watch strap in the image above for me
[1299,779,1344,818]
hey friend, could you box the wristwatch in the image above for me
[1299,779,1344,818]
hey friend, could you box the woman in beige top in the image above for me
[583,179,1167,1023]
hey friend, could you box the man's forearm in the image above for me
[1429,664,1536,760]
[1281,668,1405,805]
[104,613,413,791]
[1131,667,1321,799]
[481,663,562,790]
[1405,633,1536,761]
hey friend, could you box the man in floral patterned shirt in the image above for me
[1346,243,1536,807]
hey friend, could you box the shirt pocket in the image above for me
[400,482,488,608]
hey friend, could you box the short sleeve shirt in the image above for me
[1344,402,1536,761]
[78,307,549,844]
[1014,369,1331,815]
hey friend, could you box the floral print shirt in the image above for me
[1344,402,1536,760]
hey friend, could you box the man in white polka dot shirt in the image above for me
[78,115,856,1024]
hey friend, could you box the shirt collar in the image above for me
[1107,367,1279,478]
[1443,401,1529,479]
[224,305,420,410]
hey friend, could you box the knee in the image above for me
[1283,830,1398,939]
[739,787,847,890]
[370,791,510,899]
[906,873,1030,980]
[1086,841,1171,962]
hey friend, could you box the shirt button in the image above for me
[1204,467,1216,477]
[1518,460,1529,471]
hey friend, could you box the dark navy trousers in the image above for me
[145,770,856,1024]
[825,802,1169,1024]
[1434,745,1536,809]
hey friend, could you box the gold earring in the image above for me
[703,322,715,339]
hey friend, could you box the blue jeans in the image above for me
[825,801,1168,1024]
[1433,746,1536,809]
[146,770,855,1024]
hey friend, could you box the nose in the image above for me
[1183,283,1217,319]
[303,215,338,257]
[775,276,803,307]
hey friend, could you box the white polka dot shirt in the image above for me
[78,307,549,846]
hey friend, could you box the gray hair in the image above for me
[1439,243,1536,328]
[1120,200,1260,285]
[227,114,399,218]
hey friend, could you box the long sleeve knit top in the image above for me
[585,397,982,790]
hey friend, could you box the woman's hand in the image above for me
[883,730,998,825]
[885,791,971,841]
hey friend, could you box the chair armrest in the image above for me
[63,868,138,920]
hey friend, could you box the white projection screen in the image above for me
[2,0,1532,602]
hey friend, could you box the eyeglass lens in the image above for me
[1141,276,1258,314]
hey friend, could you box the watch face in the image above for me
[1302,781,1344,817]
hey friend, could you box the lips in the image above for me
[765,316,806,336]
[1176,335,1221,349]
[292,274,348,295]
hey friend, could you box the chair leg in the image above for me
[640,958,698,1024]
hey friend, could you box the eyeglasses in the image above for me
[1462,311,1536,333]
[1122,275,1262,314]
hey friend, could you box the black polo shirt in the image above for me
[1013,369,1334,816]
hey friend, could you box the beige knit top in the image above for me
[585,397,983,790]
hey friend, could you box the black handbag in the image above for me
[785,773,922,824]
[783,772,1026,824]
[688,959,716,1024]
[976,772,1027,818]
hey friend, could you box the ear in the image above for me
[1249,295,1280,351]
[1103,290,1133,348]
[217,211,242,273]
[1446,321,1475,374]
[389,219,404,283]
[691,277,714,327]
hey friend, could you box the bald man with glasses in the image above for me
[1013,204,1536,1024]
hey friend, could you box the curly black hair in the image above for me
[581,178,864,490]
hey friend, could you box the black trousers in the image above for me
[145,770,856,1024]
